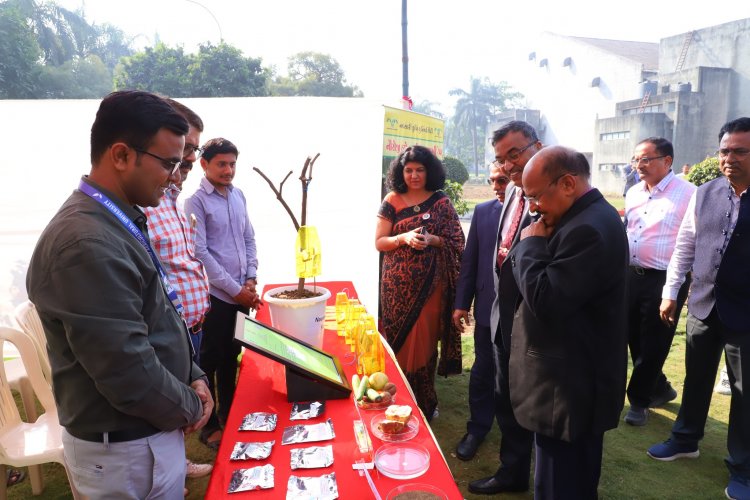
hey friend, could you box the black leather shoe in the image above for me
[456,433,483,461]
[649,384,678,408]
[468,474,529,495]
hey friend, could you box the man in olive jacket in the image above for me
[508,146,628,499]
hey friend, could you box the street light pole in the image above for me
[184,0,223,42]
[401,0,409,100]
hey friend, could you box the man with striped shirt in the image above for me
[143,100,213,481]
[622,137,695,426]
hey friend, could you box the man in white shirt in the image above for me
[648,117,750,500]
[622,137,695,426]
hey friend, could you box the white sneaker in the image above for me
[714,367,731,396]
[186,459,213,478]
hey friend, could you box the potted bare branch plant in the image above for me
[254,154,331,348]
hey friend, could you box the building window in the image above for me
[668,101,676,112]
[600,131,630,141]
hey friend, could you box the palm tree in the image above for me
[8,0,93,65]
[449,77,522,176]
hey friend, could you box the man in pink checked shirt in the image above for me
[143,99,213,483]
[622,137,695,427]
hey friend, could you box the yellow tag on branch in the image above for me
[295,225,322,278]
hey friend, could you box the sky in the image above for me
[57,0,750,113]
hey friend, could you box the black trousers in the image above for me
[493,341,534,483]
[626,269,690,408]
[671,309,750,479]
[200,295,247,433]
[534,432,604,500]
[466,324,498,438]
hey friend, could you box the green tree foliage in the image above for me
[442,180,469,216]
[687,156,721,186]
[270,52,363,97]
[411,100,444,119]
[7,0,93,65]
[0,3,41,98]
[443,156,469,185]
[114,43,191,96]
[37,55,111,98]
[114,42,269,98]
[188,43,268,97]
[448,77,523,176]
[88,23,134,72]
[0,0,132,98]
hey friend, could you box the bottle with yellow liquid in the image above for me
[334,291,349,336]
[356,314,385,376]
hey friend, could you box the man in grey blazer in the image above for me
[452,163,509,460]
[469,121,542,495]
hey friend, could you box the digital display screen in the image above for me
[241,318,342,383]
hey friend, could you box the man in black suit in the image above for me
[452,163,509,460]
[509,146,629,499]
[469,121,542,494]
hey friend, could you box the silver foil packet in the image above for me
[286,472,338,499]
[239,412,278,432]
[227,464,274,493]
[290,445,334,469]
[290,401,325,420]
[230,441,275,461]
[282,418,336,445]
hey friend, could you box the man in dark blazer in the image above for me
[509,146,628,499]
[452,163,509,460]
[469,121,542,494]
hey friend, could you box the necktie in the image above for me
[497,194,525,268]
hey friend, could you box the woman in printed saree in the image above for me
[375,145,465,420]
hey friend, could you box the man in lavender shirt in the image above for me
[622,137,695,426]
[185,138,261,449]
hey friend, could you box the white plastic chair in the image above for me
[0,352,37,424]
[14,301,52,384]
[0,326,80,499]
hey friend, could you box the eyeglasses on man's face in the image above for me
[132,147,182,176]
[497,140,537,165]
[717,148,750,160]
[631,155,667,166]
[487,176,510,186]
[184,144,203,156]
[523,173,575,205]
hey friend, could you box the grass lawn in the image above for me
[6,310,733,500]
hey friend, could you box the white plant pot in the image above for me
[263,285,331,348]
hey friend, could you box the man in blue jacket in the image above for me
[452,162,509,460]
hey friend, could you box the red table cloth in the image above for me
[205,281,462,499]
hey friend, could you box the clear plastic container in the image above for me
[374,443,430,480]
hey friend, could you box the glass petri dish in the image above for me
[370,413,419,442]
[374,443,430,480]
[386,483,448,500]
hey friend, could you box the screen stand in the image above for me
[285,366,351,402]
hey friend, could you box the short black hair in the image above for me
[541,146,591,181]
[385,145,446,193]
[636,137,674,158]
[201,137,239,162]
[491,120,539,146]
[90,90,188,165]
[166,98,204,132]
[719,117,750,142]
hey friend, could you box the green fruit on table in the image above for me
[369,371,389,391]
